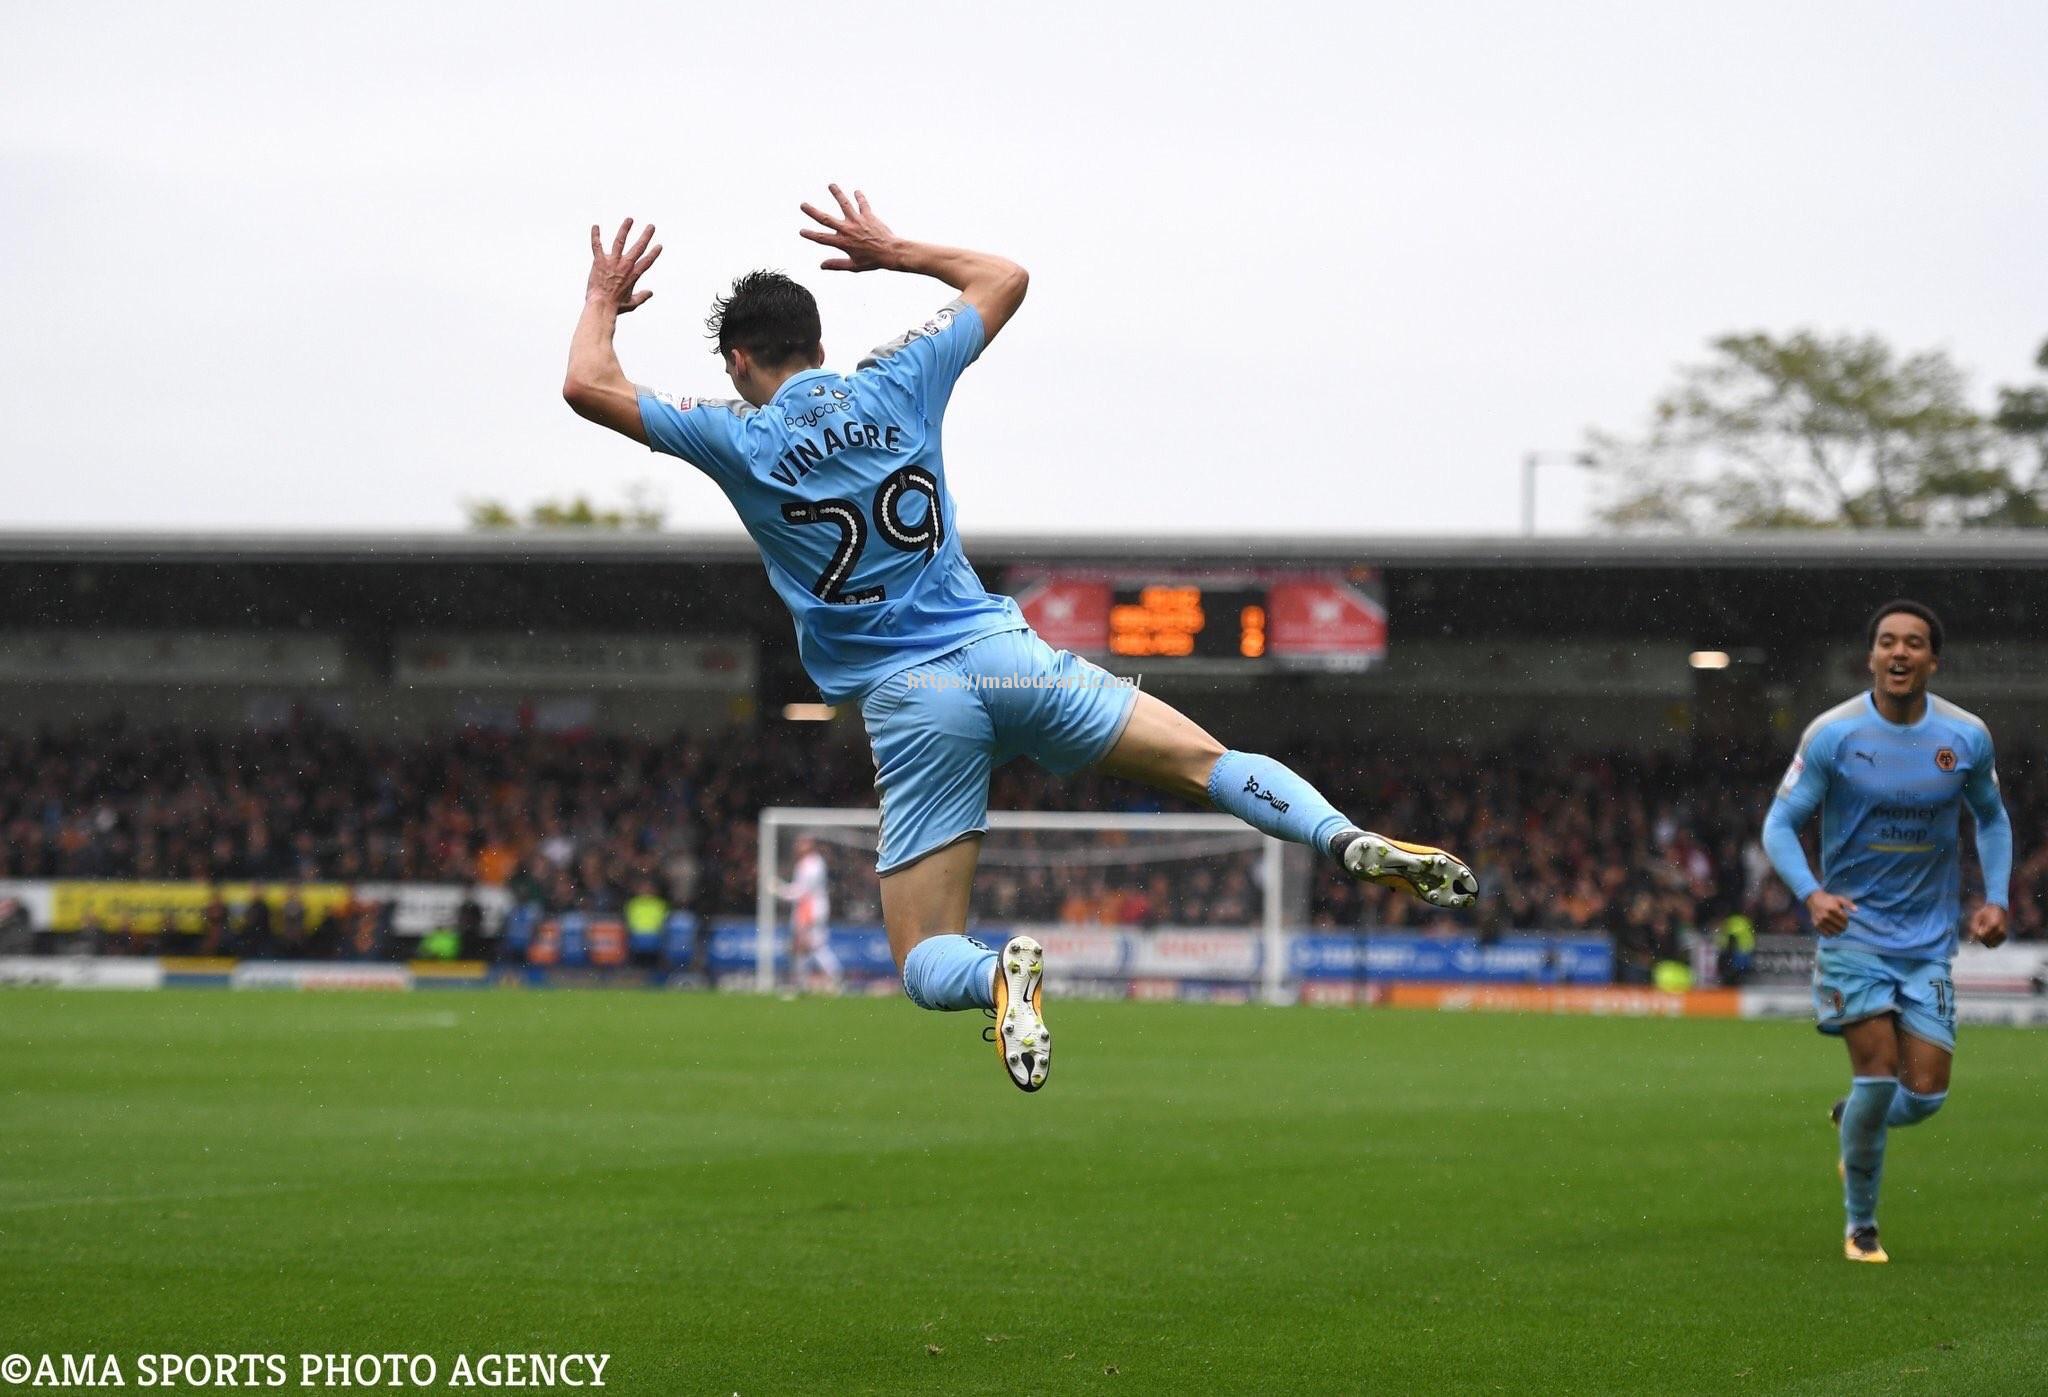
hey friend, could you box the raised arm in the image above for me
[563,218,663,444]
[799,186,1029,343]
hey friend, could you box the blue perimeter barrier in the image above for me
[702,921,1612,985]
[0,930,1610,990]
[1293,933,1612,984]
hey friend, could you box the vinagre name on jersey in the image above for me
[768,423,906,486]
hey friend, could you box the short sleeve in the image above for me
[855,299,986,421]
[637,388,752,483]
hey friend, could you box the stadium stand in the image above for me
[3,720,2037,958]
[4,531,2045,977]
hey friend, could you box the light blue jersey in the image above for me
[637,299,1024,702]
[1763,691,2012,960]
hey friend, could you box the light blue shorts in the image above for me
[1811,943,1956,1054]
[859,628,1140,875]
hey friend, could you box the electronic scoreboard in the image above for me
[1005,567,1387,671]
[1108,584,1265,659]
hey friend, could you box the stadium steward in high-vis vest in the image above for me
[562,188,1477,1094]
[1762,600,2013,1265]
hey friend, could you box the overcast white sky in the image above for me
[3,1,2043,538]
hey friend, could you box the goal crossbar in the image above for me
[755,807,1288,1001]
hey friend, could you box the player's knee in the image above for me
[1179,738,1227,801]
[1098,693,1223,801]
[1893,1088,1947,1126]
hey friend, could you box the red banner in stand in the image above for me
[1265,578,1387,659]
[1014,577,1113,653]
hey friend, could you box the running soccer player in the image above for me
[777,835,844,993]
[563,190,1477,1093]
[1761,600,2012,1263]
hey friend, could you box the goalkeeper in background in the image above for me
[1762,600,2012,1264]
[563,189,1476,1094]
[777,835,844,994]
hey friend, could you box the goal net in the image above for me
[755,807,1297,1002]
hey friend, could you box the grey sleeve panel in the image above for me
[1795,693,1867,755]
[1928,693,1991,740]
[857,298,973,370]
[637,387,755,417]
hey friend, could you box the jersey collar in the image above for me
[1864,689,1934,731]
[771,368,837,406]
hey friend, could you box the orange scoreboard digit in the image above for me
[1007,567,1387,671]
[1107,584,1268,659]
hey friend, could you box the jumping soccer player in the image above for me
[777,835,844,993]
[1761,600,2012,1263]
[563,190,1477,1092]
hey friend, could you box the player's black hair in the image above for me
[706,271,821,367]
[1866,598,1943,654]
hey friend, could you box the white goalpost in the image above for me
[756,807,1291,1003]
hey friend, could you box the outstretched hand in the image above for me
[800,185,900,272]
[587,218,662,313]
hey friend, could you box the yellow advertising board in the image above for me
[50,882,353,933]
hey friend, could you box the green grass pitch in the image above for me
[3,992,2044,1395]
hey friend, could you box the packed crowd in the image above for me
[1,720,2039,953]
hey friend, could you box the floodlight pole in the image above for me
[1521,449,1593,536]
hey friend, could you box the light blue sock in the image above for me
[901,934,997,1012]
[1840,1076,1899,1230]
[1886,1088,1946,1128]
[1206,750,1353,856]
